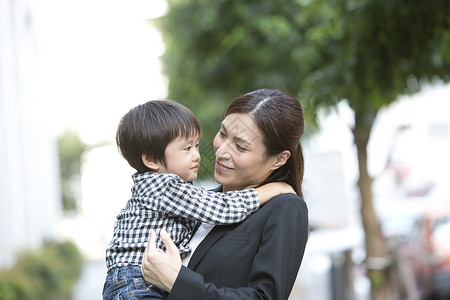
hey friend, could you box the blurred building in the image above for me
[302,84,450,230]
[0,0,61,268]
[372,86,450,197]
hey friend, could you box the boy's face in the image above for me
[158,134,201,182]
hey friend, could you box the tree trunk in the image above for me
[352,110,390,300]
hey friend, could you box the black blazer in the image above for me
[164,193,309,300]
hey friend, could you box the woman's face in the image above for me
[213,113,278,192]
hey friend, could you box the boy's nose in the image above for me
[193,149,200,162]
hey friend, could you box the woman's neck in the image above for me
[222,184,257,193]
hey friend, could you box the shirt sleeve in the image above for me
[151,174,260,224]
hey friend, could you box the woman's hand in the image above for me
[141,229,182,292]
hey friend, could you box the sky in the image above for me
[31,0,169,144]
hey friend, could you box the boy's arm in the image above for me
[157,174,258,225]
[152,174,290,225]
[255,182,296,205]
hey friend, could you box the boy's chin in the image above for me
[185,174,198,182]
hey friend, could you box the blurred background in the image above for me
[1,0,449,299]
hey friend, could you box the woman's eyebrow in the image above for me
[222,122,252,145]
[234,136,251,146]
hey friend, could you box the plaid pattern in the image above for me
[106,172,259,270]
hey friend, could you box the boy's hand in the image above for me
[255,182,296,205]
[267,181,296,195]
[270,182,297,194]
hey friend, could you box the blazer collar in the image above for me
[188,223,240,269]
[188,185,234,269]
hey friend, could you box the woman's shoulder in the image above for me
[255,193,309,235]
[262,193,308,213]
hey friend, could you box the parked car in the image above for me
[399,203,450,299]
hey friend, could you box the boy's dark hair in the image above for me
[116,100,201,173]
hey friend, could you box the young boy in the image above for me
[102,100,293,300]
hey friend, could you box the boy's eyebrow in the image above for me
[185,135,200,143]
[190,137,200,144]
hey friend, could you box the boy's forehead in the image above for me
[177,132,200,142]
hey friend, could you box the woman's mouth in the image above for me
[215,161,233,172]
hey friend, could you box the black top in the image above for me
[165,192,309,300]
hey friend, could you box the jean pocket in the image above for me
[103,279,127,300]
[129,277,163,298]
[129,288,163,299]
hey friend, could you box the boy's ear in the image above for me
[141,153,160,171]
[270,150,291,170]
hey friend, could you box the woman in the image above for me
[141,88,309,299]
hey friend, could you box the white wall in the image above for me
[0,0,61,268]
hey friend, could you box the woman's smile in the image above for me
[215,160,234,172]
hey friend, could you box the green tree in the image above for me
[155,0,450,298]
[57,128,87,211]
[57,129,109,212]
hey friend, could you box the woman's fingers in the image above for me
[140,228,181,292]
[141,229,154,275]
[160,228,179,255]
[148,229,157,251]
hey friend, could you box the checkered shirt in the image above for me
[105,172,259,270]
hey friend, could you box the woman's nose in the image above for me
[215,141,231,160]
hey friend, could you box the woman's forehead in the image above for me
[222,113,262,142]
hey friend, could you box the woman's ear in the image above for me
[142,153,160,171]
[271,150,291,170]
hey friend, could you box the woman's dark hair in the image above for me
[116,100,201,173]
[225,89,305,198]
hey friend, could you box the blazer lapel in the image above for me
[187,224,237,269]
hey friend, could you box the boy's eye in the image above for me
[184,146,191,151]
[196,143,200,148]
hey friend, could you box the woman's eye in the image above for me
[236,144,247,151]
[219,131,226,138]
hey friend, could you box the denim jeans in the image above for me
[103,266,164,300]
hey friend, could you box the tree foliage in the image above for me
[301,0,450,118]
[0,240,83,300]
[57,129,109,211]
[156,0,449,158]
[57,128,87,211]
[154,0,324,168]
[155,1,449,296]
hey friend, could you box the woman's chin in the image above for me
[213,170,223,183]
[214,170,231,185]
